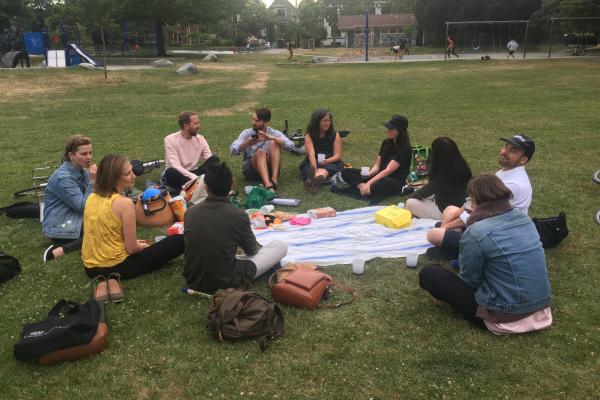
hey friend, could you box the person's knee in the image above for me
[267,240,288,258]
[253,149,267,161]
[268,141,280,153]
[405,198,420,214]
[443,206,459,219]
[418,264,440,290]
[427,228,445,246]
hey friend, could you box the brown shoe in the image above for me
[107,273,124,303]
[304,166,316,189]
[92,276,109,304]
[310,175,326,193]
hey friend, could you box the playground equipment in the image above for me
[22,24,103,68]
[444,20,530,60]
[548,17,600,58]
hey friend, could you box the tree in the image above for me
[298,0,327,45]
[236,0,276,43]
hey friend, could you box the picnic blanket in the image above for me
[254,206,436,266]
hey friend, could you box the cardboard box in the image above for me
[307,207,336,219]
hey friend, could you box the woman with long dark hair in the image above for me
[81,155,184,303]
[299,108,344,193]
[338,115,412,201]
[405,137,472,219]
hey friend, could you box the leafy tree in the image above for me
[298,0,327,44]
[236,0,276,42]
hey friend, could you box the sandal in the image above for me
[107,272,125,303]
[92,276,109,304]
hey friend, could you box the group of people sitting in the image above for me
[40,109,552,335]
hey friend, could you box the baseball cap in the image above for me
[382,115,408,131]
[500,134,535,160]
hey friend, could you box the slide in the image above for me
[68,43,103,67]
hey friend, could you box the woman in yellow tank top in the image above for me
[82,155,184,301]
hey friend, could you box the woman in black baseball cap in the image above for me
[336,115,413,203]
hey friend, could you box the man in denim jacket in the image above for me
[42,135,95,262]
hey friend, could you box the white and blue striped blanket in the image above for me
[254,206,435,266]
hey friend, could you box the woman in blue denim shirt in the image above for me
[419,174,552,333]
[42,135,96,262]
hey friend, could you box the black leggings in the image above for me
[418,264,484,327]
[163,155,220,189]
[85,234,184,280]
[341,168,405,199]
[51,237,83,255]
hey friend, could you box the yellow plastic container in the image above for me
[374,205,412,229]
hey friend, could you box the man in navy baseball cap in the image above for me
[500,133,535,162]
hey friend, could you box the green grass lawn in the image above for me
[1,56,599,399]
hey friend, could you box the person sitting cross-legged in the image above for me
[82,155,184,302]
[418,174,552,335]
[229,108,294,193]
[183,162,287,294]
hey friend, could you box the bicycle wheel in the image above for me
[596,209,600,225]
[593,169,600,184]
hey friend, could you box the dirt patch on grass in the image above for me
[241,71,270,90]
[204,101,256,116]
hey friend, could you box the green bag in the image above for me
[243,187,276,209]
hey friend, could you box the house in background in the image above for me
[268,0,297,48]
[337,13,416,48]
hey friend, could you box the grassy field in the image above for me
[1,55,599,399]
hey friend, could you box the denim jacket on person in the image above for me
[42,161,93,239]
[458,208,551,314]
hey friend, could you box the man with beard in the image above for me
[426,134,535,256]
[163,111,219,191]
[230,108,294,192]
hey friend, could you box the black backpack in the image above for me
[0,252,21,284]
[532,212,569,248]
[208,288,284,351]
[14,299,101,362]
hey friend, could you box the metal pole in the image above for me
[124,21,129,53]
[523,21,529,59]
[444,22,449,60]
[365,10,369,62]
[548,19,554,58]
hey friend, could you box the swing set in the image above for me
[444,20,530,60]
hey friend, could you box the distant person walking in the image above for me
[447,36,459,58]
[287,41,294,62]
[506,39,519,59]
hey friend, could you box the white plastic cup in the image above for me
[361,167,370,177]
[260,205,274,214]
[155,235,166,243]
[352,257,365,275]
[39,201,45,223]
[406,253,419,268]
[244,185,253,195]
[317,153,325,165]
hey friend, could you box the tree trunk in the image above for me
[100,27,107,79]
[155,19,166,56]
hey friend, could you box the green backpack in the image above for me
[208,288,284,351]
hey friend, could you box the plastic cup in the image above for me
[361,167,370,177]
[244,185,253,195]
[352,258,365,275]
[317,153,325,165]
[406,253,419,268]
[260,205,274,214]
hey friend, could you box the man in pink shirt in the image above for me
[163,111,219,191]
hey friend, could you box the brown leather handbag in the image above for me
[135,191,175,227]
[269,264,356,310]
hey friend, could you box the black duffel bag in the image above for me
[0,252,21,284]
[533,212,569,248]
[14,299,100,362]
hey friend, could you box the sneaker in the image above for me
[401,185,415,196]
[309,175,325,193]
[92,276,109,304]
[107,273,124,303]
[43,245,56,263]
